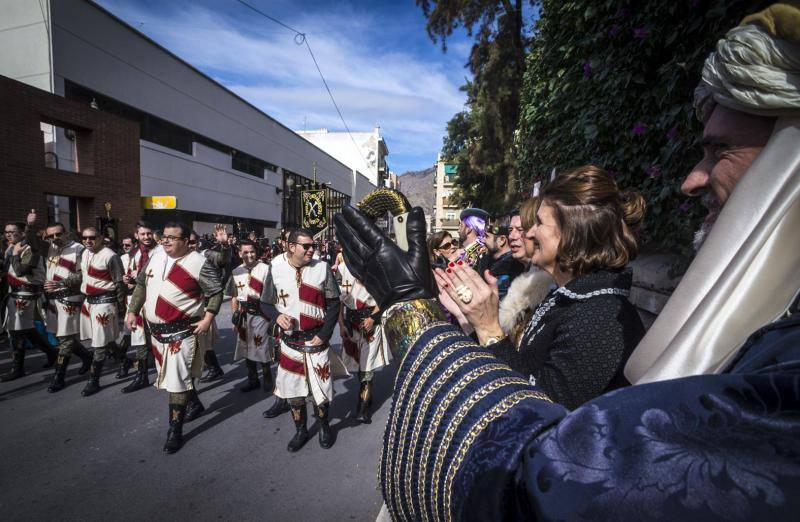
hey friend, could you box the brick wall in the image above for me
[0,75,140,239]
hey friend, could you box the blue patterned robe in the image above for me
[381,312,800,521]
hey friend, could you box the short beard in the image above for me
[693,220,713,252]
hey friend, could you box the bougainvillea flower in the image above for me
[646,165,662,178]
[666,126,678,140]
[633,27,650,39]
[583,61,592,77]
[608,24,622,37]
[606,169,618,178]
[632,122,647,135]
[678,201,692,212]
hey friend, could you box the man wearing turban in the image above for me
[335,3,800,520]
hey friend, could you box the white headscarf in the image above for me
[626,14,800,384]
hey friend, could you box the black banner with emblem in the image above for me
[301,189,327,236]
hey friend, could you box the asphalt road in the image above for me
[0,306,392,521]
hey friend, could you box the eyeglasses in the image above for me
[438,241,454,250]
[290,242,316,251]
[46,232,65,240]
[4,230,18,235]
[162,235,186,243]
[82,235,97,241]
[188,240,197,245]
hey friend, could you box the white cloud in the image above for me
[96,0,468,173]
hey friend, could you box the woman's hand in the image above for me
[434,262,504,344]
[433,272,474,334]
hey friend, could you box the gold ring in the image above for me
[455,284,473,304]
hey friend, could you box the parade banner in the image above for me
[301,189,327,236]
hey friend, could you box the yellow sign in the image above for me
[141,196,177,210]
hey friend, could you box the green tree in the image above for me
[418,0,534,214]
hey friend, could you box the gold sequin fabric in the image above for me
[357,188,411,219]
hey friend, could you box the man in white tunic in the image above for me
[21,212,94,392]
[126,221,223,454]
[261,229,342,452]
[1,219,56,381]
[228,240,274,393]
[59,227,127,396]
[338,258,389,423]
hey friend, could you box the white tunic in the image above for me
[339,261,391,373]
[4,244,45,331]
[45,241,83,337]
[78,247,120,347]
[271,254,343,405]
[230,261,273,363]
[142,249,210,393]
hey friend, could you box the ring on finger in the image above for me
[455,284,473,304]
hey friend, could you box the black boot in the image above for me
[315,403,334,449]
[200,350,224,382]
[163,403,186,454]
[27,328,57,369]
[113,343,133,379]
[0,341,25,382]
[261,363,274,393]
[287,403,309,452]
[263,397,290,418]
[185,389,206,422]
[81,360,104,396]
[239,360,260,392]
[72,341,92,375]
[355,381,373,424]
[47,354,70,393]
[121,358,150,393]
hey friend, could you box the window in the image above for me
[232,151,271,179]
[446,212,456,220]
[41,122,79,172]
[46,194,77,231]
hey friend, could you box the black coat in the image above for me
[493,268,645,409]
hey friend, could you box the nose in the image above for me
[681,159,712,197]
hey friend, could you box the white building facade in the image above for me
[0,0,376,237]
[296,127,389,189]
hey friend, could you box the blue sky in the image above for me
[95,0,477,175]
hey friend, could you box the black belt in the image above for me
[240,300,263,315]
[86,293,117,305]
[46,289,83,305]
[282,327,322,343]
[9,292,40,300]
[281,340,327,354]
[10,283,42,294]
[148,317,201,344]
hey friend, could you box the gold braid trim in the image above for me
[380,328,461,518]
[382,299,449,363]
[430,377,529,520]
[442,390,551,520]
[415,365,515,521]
[399,351,496,520]
[388,341,483,520]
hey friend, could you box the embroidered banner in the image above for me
[301,189,327,236]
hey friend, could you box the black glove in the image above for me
[231,309,242,327]
[333,206,433,312]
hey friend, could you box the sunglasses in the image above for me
[82,235,97,241]
[46,232,65,240]
[438,241,455,250]
[291,242,316,251]
[188,240,197,245]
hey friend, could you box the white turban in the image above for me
[694,23,800,121]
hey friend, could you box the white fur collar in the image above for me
[499,266,553,335]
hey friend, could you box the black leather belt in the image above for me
[86,293,117,305]
[282,327,322,343]
[46,289,83,305]
[281,340,327,354]
[148,318,201,344]
[240,300,263,315]
[9,292,39,300]
[10,283,42,294]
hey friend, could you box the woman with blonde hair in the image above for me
[437,165,647,409]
